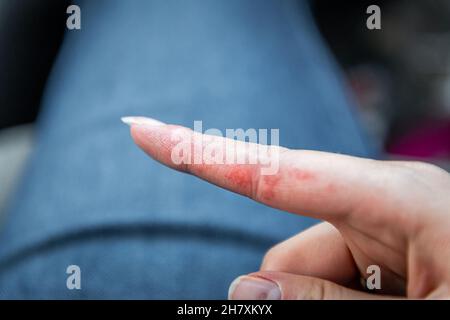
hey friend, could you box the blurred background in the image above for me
[312,0,450,166]
[0,0,449,218]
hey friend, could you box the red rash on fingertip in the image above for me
[224,166,253,195]
[325,183,336,194]
[259,174,281,202]
[259,169,316,202]
[292,169,316,181]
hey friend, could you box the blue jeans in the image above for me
[0,0,372,299]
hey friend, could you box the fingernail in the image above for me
[228,276,281,300]
[121,116,166,127]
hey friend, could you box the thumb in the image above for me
[228,271,393,300]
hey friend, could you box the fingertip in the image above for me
[121,116,166,127]
[228,275,282,300]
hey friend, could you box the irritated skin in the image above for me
[128,120,450,299]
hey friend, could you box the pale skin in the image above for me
[123,116,450,299]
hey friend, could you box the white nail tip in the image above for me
[121,116,166,127]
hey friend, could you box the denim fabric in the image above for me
[0,0,372,299]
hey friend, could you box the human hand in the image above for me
[123,116,450,299]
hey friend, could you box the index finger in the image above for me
[123,117,391,223]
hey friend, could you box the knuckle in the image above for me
[292,278,327,300]
[310,280,327,300]
[307,279,337,300]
